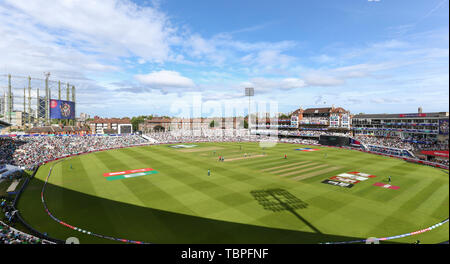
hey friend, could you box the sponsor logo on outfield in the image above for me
[335,172,376,181]
[348,171,376,178]
[170,144,198,149]
[330,176,360,184]
[322,179,354,188]
[322,171,376,188]
[373,182,400,190]
[295,148,320,152]
[103,168,159,181]
[103,168,154,177]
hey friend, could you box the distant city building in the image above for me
[0,94,5,116]
[292,105,351,129]
[1,92,13,119]
[79,112,91,121]
[251,105,351,131]
[88,116,132,134]
[139,117,172,132]
[139,117,245,133]
[9,111,30,127]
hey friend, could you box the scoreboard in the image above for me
[319,135,350,147]
[118,124,133,134]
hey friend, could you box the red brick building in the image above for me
[88,116,133,134]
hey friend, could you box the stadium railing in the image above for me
[0,219,55,244]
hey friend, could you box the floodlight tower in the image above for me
[44,72,51,125]
[245,87,254,141]
[7,74,12,124]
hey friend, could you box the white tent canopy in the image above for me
[0,164,23,179]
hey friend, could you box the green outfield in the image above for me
[17,142,449,244]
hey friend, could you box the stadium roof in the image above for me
[303,107,333,114]
[144,117,242,124]
[102,129,117,134]
[26,126,90,133]
[144,117,172,123]
[353,112,449,119]
[89,117,131,124]
[292,106,349,115]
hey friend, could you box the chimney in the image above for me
[418,107,423,114]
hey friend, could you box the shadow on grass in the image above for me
[17,177,386,244]
[250,189,321,234]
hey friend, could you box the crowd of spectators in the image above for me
[1,197,52,244]
[411,141,449,151]
[433,158,449,167]
[146,130,448,165]
[255,130,348,137]
[295,130,349,137]
[0,221,52,244]
[1,135,148,170]
[279,138,319,145]
[354,135,449,152]
[0,131,447,244]
[1,132,447,169]
[146,129,329,146]
[354,135,448,166]
[365,145,415,158]
[354,136,415,151]
[146,129,253,144]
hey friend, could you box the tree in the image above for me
[131,115,155,132]
[209,120,216,128]
[50,119,70,125]
[131,116,145,131]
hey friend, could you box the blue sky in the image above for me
[0,0,448,117]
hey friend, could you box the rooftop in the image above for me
[353,112,449,119]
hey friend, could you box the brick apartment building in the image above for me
[88,116,133,134]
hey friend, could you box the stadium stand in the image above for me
[1,194,54,244]
[0,219,54,244]
[0,134,148,170]
[0,129,447,244]
[1,130,448,171]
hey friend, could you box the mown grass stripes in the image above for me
[16,142,449,244]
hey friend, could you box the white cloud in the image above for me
[370,98,401,104]
[181,31,297,68]
[0,0,447,117]
[3,0,173,63]
[278,78,307,90]
[312,54,334,63]
[254,50,296,68]
[243,77,307,93]
[84,63,119,72]
[303,73,345,86]
[371,40,408,49]
[135,70,196,93]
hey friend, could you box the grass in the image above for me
[17,142,449,244]
[0,171,31,196]
[0,179,13,196]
